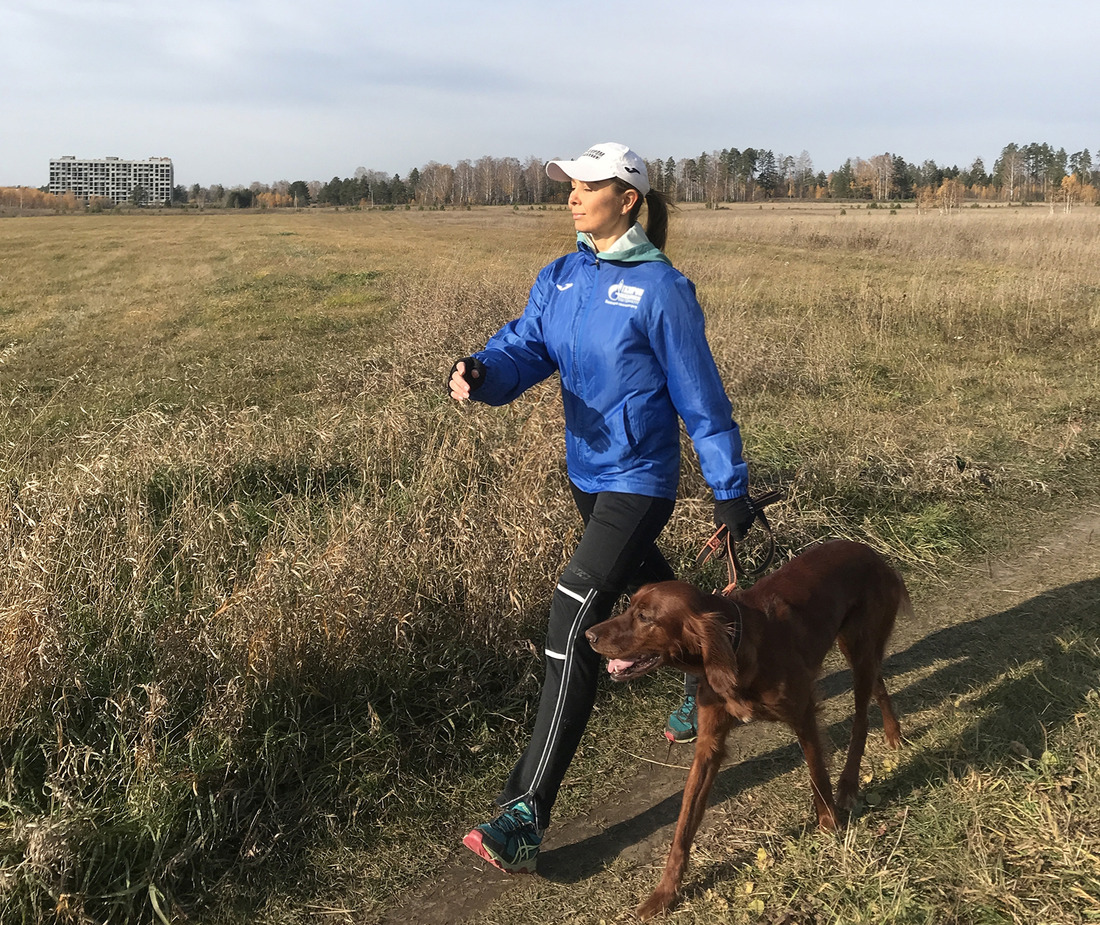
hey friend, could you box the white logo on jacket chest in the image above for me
[606,279,645,308]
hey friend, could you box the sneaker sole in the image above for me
[462,829,537,874]
[664,729,697,744]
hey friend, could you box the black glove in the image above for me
[714,495,757,542]
[448,356,486,393]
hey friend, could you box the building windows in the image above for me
[48,156,174,206]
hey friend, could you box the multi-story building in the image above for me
[49,156,174,206]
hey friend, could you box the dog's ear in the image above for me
[731,632,757,689]
[690,609,739,700]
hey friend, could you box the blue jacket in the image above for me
[471,226,748,502]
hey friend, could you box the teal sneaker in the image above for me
[463,800,542,874]
[665,694,698,743]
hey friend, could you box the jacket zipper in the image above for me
[571,253,600,402]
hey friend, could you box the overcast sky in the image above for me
[2,0,1097,189]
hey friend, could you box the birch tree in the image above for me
[793,150,814,198]
[418,162,454,207]
[994,143,1025,202]
[475,156,495,205]
[499,157,521,204]
[522,156,544,204]
[937,177,965,213]
[868,153,894,201]
[454,160,475,206]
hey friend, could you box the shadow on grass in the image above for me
[539,573,1100,884]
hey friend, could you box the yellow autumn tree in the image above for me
[0,187,55,209]
[915,185,937,214]
[1058,174,1097,211]
[255,191,292,209]
[851,158,876,199]
[937,178,966,213]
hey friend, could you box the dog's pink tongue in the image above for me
[607,658,635,674]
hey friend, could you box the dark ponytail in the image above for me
[640,189,670,252]
[615,180,671,252]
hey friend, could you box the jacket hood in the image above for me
[578,223,671,265]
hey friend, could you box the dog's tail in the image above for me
[893,569,914,624]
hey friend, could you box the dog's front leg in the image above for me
[793,704,838,831]
[637,705,733,920]
[836,669,875,810]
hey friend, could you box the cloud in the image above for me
[2,0,1097,187]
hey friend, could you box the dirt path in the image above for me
[380,508,1100,924]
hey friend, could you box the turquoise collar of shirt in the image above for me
[578,223,671,265]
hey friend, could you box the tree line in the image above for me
[182,141,1100,210]
[5,142,1096,213]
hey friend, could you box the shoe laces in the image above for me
[674,695,697,719]
[493,803,536,834]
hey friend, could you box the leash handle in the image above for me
[695,489,784,594]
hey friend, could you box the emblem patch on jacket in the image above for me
[606,280,645,308]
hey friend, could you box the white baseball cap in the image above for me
[546,142,651,196]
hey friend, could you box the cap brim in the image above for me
[545,159,615,184]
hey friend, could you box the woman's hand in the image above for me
[714,495,757,541]
[448,357,486,401]
[449,362,472,401]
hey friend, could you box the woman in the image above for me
[450,142,754,874]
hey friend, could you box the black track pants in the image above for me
[497,487,676,831]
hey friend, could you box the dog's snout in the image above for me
[584,628,599,645]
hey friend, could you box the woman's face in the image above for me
[568,178,637,246]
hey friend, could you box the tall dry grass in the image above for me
[0,204,1097,922]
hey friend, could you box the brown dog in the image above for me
[585,539,907,919]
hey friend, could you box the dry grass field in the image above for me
[1,202,1098,923]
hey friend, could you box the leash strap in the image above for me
[696,524,740,594]
[695,489,784,595]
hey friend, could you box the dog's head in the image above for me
[586,581,736,689]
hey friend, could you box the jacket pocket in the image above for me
[622,405,638,451]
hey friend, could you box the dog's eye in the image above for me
[636,611,654,625]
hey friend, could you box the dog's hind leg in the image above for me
[835,626,902,809]
[874,675,902,748]
[834,649,875,811]
[875,582,906,750]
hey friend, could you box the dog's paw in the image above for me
[636,888,675,920]
[816,804,839,831]
[835,780,857,811]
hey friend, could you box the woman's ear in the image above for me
[621,187,640,216]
